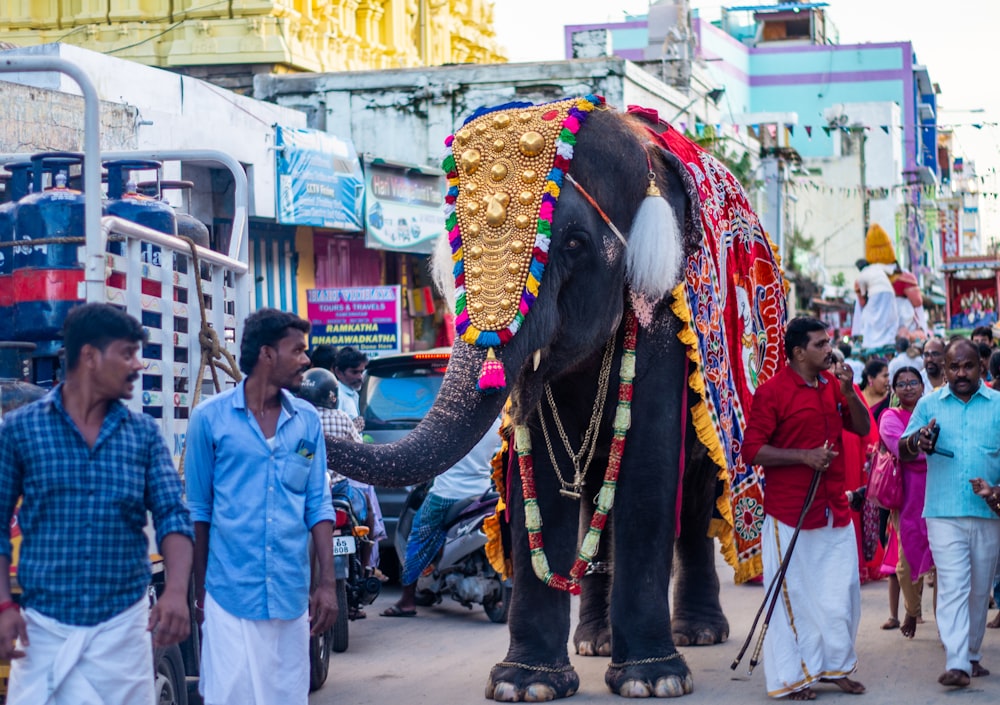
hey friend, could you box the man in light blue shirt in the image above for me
[902,337,1000,688]
[186,309,336,705]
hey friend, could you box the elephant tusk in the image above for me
[533,349,542,371]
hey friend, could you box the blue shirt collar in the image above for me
[233,379,299,417]
[939,380,990,401]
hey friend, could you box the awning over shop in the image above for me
[275,125,364,231]
[363,157,446,255]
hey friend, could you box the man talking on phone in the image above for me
[901,337,1000,688]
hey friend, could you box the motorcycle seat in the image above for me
[442,490,500,529]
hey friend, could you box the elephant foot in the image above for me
[605,654,694,698]
[573,621,611,657]
[487,661,580,702]
[671,617,729,647]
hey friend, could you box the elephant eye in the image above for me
[565,237,582,250]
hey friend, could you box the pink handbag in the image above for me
[867,441,904,511]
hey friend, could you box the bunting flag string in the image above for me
[678,119,1000,139]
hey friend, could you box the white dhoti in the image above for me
[199,592,309,705]
[761,515,861,698]
[7,598,153,705]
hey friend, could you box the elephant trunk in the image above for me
[328,339,514,487]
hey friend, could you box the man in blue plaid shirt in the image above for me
[0,303,194,703]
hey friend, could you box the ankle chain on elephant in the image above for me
[538,333,616,499]
[494,661,576,673]
[515,309,637,594]
[609,653,685,668]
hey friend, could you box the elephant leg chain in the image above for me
[538,335,616,499]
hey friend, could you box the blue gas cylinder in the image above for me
[0,162,32,342]
[13,153,88,346]
[104,160,176,264]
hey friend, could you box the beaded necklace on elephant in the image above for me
[537,333,616,500]
[515,309,637,594]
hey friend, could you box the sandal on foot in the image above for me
[349,607,367,620]
[786,688,816,700]
[938,669,970,687]
[880,617,900,630]
[821,677,865,694]
[988,613,1000,629]
[901,615,917,639]
[381,605,417,618]
[971,661,989,677]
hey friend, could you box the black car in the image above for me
[359,348,450,578]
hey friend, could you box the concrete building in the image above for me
[564,1,948,293]
[1,42,309,312]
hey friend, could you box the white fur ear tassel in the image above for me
[625,175,683,300]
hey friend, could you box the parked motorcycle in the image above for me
[309,481,382,692]
[395,483,511,623]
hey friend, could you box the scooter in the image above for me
[309,482,382,692]
[395,483,511,624]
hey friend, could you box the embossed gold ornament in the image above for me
[485,192,510,228]
[460,149,481,175]
[519,131,545,157]
[451,98,579,332]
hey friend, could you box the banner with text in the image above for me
[276,125,365,230]
[307,286,401,357]
[364,163,445,254]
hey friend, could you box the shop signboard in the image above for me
[364,162,445,254]
[306,286,401,358]
[275,125,364,230]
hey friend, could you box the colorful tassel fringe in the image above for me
[477,347,506,393]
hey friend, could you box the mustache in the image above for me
[127,372,140,383]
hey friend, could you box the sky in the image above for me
[492,0,1000,241]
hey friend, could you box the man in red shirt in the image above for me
[742,316,871,701]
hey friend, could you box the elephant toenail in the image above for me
[654,676,687,697]
[620,679,653,697]
[524,684,556,701]
[577,640,595,656]
[492,682,520,702]
[673,633,691,646]
[695,629,716,645]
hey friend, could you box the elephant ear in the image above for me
[623,147,696,304]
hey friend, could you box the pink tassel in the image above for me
[477,348,506,393]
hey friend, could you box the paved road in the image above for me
[309,552,1000,704]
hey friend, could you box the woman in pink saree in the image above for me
[879,366,935,637]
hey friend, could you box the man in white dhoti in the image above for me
[742,316,869,700]
[186,309,337,705]
[852,258,899,351]
[0,303,194,704]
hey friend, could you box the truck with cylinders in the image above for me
[0,56,252,704]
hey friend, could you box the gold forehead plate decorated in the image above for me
[452,99,579,333]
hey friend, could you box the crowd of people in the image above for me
[2,300,1000,703]
[744,315,1000,699]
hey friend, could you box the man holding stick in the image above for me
[742,316,870,700]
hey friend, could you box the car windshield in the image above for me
[363,368,445,425]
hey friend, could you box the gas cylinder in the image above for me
[0,162,32,342]
[12,153,88,355]
[136,179,211,278]
[104,160,177,264]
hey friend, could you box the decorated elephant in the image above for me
[328,95,787,700]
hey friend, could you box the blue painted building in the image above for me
[564,3,939,181]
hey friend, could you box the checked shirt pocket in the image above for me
[278,455,312,494]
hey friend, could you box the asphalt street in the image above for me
[310,550,1000,704]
